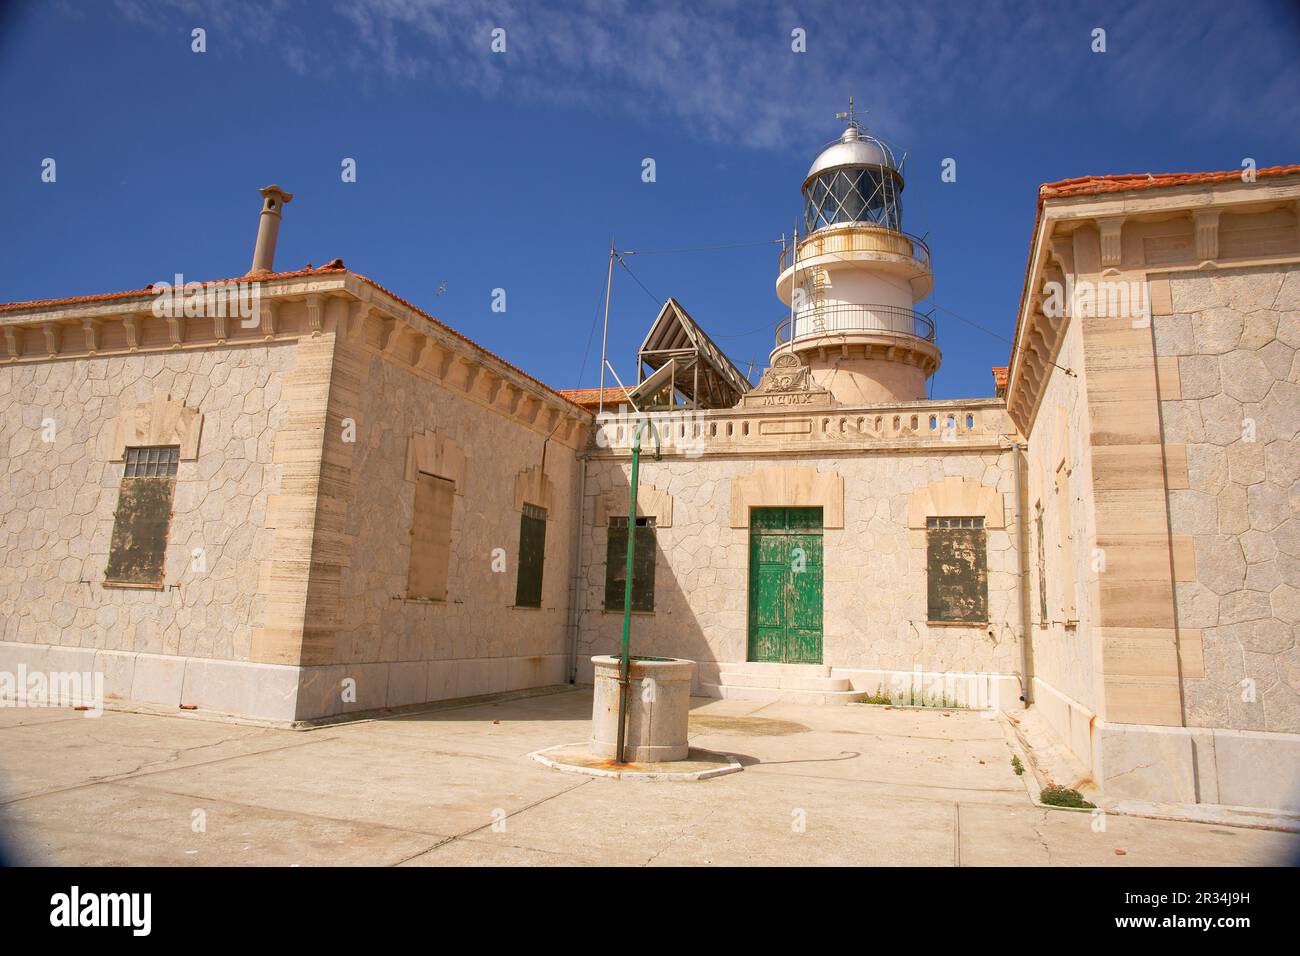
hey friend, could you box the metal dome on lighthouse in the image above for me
[802,99,903,233]
[773,100,940,405]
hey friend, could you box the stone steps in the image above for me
[718,671,853,692]
[706,662,866,706]
[724,661,833,679]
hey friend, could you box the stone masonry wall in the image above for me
[0,343,296,660]
[321,339,581,691]
[1158,263,1300,734]
[578,449,1022,687]
[1025,316,1101,714]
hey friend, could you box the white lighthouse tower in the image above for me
[773,104,940,404]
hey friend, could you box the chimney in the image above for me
[246,185,293,276]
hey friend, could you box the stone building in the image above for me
[1005,166,1300,811]
[1,128,1296,812]
[0,188,591,725]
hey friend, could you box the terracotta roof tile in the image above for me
[556,387,632,408]
[991,366,1008,387]
[0,261,349,313]
[1039,165,1300,199]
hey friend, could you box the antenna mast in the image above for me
[788,219,798,353]
[598,240,615,415]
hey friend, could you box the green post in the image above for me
[615,418,658,764]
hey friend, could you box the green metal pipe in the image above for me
[615,418,659,764]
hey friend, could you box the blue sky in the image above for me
[2,0,1297,398]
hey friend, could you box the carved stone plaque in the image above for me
[741,351,834,408]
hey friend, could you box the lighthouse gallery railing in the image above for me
[779,224,932,273]
[774,303,936,348]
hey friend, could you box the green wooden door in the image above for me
[747,507,823,663]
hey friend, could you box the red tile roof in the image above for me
[1010,163,1300,404]
[0,259,591,416]
[556,386,634,409]
[0,261,349,313]
[991,366,1008,387]
[1039,165,1300,200]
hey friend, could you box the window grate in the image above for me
[927,516,984,529]
[926,516,989,623]
[124,445,179,478]
[106,446,180,585]
[608,516,655,529]
[515,505,548,608]
[605,516,656,612]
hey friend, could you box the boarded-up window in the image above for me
[515,503,547,608]
[604,516,656,612]
[105,445,180,586]
[407,472,454,601]
[926,516,988,623]
[1055,467,1076,622]
[1035,502,1047,625]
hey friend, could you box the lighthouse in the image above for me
[773,105,940,404]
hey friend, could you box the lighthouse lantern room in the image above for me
[773,103,941,405]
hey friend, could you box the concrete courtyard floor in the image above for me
[1,687,1296,867]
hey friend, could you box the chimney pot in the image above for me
[246,184,294,276]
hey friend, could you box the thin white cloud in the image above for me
[106,0,1300,151]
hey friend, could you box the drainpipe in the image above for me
[566,452,588,684]
[1010,440,1034,705]
[615,418,660,764]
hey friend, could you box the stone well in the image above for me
[589,655,695,763]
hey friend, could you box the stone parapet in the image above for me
[589,398,1012,459]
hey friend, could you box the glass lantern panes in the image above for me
[803,167,902,233]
